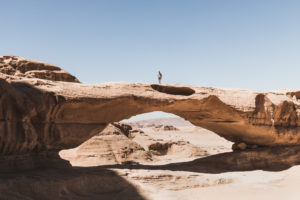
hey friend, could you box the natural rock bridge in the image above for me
[1,55,300,159]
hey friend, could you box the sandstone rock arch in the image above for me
[1,56,300,159]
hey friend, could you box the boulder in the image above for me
[163,125,179,131]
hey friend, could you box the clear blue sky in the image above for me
[1,0,299,91]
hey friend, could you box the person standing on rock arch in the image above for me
[158,71,162,84]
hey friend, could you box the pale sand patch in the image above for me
[112,167,300,200]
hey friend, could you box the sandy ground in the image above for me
[61,126,300,200]
[123,167,300,200]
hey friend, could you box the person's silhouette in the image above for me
[158,71,162,84]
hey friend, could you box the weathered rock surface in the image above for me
[60,123,209,167]
[60,123,152,166]
[152,124,179,131]
[1,55,300,165]
[0,55,79,82]
[163,125,179,131]
[148,141,207,157]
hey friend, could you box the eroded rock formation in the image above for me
[0,55,79,82]
[59,123,152,166]
[1,55,300,165]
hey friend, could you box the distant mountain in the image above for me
[124,117,194,128]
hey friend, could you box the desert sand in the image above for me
[60,118,300,200]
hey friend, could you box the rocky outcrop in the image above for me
[152,125,179,131]
[163,125,179,131]
[1,56,300,167]
[0,55,79,82]
[148,141,207,157]
[112,122,133,137]
[60,123,152,166]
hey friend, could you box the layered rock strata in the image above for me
[0,55,300,160]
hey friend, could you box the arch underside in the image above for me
[1,78,300,157]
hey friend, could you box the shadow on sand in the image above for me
[0,165,146,200]
[2,146,300,200]
[103,145,300,173]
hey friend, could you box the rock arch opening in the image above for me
[60,111,232,167]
